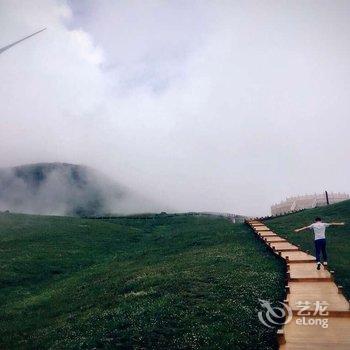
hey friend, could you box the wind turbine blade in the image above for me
[0,28,46,55]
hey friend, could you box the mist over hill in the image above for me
[0,163,160,216]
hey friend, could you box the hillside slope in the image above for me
[0,213,284,349]
[0,163,160,216]
[265,199,350,298]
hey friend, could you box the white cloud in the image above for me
[1,0,350,215]
[70,29,104,65]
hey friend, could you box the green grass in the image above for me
[265,199,350,298]
[0,212,284,349]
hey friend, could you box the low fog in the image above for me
[1,1,350,216]
[0,163,163,216]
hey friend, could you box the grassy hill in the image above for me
[0,213,284,349]
[265,199,350,298]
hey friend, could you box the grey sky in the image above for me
[1,0,349,216]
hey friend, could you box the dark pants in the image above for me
[315,239,327,263]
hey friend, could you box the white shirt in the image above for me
[308,222,330,240]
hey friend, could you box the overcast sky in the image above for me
[1,0,349,216]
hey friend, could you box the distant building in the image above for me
[271,192,350,216]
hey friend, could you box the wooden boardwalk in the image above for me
[247,220,350,349]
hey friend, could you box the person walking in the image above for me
[294,217,345,270]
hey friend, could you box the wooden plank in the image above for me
[263,237,287,242]
[289,263,332,281]
[270,242,299,251]
[280,317,350,349]
[254,227,270,231]
[287,282,350,316]
[280,251,316,263]
[258,231,277,237]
